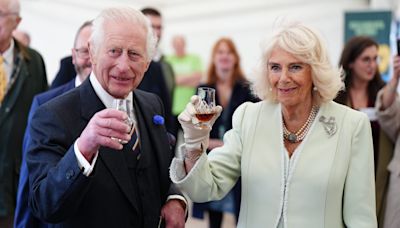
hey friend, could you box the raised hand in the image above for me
[77,108,132,161]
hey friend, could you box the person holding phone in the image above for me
[375,52,400,228]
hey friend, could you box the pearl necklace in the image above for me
[282,105,319,143]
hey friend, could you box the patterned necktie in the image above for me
[126,125,140,156]
[0,55,7,103]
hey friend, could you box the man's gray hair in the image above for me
[90,7,157,62]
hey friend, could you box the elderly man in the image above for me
[0,0,47,227]
[14,20,92,228]
[26,7,185,228]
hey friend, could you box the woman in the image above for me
[334,36,392,225]
[375,55,400,228]
[169,22,377,227]
[335,37,390,162]
[192,38,258,227]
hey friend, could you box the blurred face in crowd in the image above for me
[349,45,378,83]
[146,14,162,44]
[89,20,150,98]
[172,36,185,57]
[213,41,236,79]
[72,25,92,80]
[0,0,21,51]
[268,47,313,108]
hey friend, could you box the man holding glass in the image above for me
[26,7,186,228]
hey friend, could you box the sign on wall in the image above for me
[344,10,392,81]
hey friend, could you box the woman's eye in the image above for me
[289,64,302,72]
[270,65,281,72]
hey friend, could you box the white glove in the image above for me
[178,95,222,152]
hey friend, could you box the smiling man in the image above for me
[26,7,185,228]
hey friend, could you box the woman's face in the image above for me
[213,42,236,75]
[268,47,313,107]
[349,45,378,83]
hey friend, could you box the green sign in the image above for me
[344,11,392,81]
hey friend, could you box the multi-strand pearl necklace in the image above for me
[282,105,319,143]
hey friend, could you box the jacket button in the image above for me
[66,170,75,179]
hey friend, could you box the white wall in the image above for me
[18,0,370,83]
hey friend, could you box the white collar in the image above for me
[75,75,82,87]
[2,39,15,65]
[89,73,133,109]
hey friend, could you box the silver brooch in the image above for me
[319,116,337,137]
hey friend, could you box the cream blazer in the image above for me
[170,101,377,228]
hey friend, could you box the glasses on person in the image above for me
[0,10,18,18]
[74,48,90,59]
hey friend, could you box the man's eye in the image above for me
[109,48,122,57]
[128,51,142,60]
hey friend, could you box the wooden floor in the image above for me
[185,203,236,228]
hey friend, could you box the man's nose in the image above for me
[116,53,131,72]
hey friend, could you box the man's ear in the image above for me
[88,42,96,65]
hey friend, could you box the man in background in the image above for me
[14,20,92,228]
[166,35,202,139]
[0,0,47,228]
[136,7,174,132]
[0,0,48,227]
[141,7,175,103]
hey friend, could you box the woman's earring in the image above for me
[313,86,318,91]
[269,87,272,92]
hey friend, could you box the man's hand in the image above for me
[161,199,186,228]
[77,108,132,161]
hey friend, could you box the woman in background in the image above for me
[192,38,258,228]
[335,36,392,225]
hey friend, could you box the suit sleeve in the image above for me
[26,104,90,223]
[14,98,40,228]
[343,113,377,227]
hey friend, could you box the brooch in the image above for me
[319,116,337,137]
[153,115,165,125]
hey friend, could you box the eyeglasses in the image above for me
[74,48,90,59]
[0,11,18,18]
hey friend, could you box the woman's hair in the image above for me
[90,7,157,62]
[335,36,385,105]
[206,38,247,86]
[252,22,343,104]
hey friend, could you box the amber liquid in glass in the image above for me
[195,112,216,122]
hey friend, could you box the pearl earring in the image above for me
[313,86,318,91]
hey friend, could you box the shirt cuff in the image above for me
[74,138,99,176]
[167,195,188,216]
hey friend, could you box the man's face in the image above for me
[0,2,20,50]
[146,14,162,43]
[72,25,92,80]
[89,20,150,99]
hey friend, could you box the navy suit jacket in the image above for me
[26,79,177,227]
[50,56,76,89]
[14,79,75,228]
